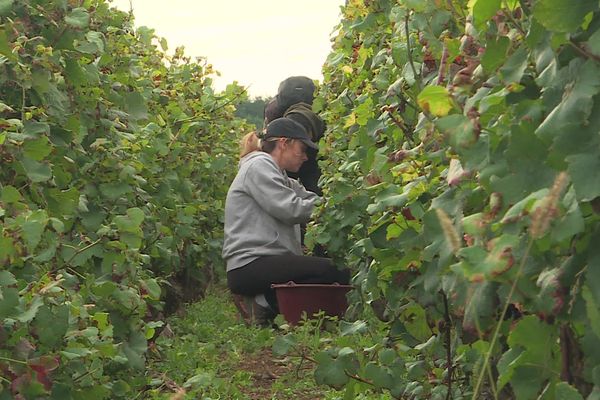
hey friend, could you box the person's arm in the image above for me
[244,160,317,225]
[289,177,320,201]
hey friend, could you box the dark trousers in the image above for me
[227,255,350,307]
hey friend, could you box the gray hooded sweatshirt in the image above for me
[222,151,319,272]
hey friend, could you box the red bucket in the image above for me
[271,282,353,326]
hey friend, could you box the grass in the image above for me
[142,286,337,399]
[140,285,395,399]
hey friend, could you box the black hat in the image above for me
[264,118,319,150]
[277,76,315,111]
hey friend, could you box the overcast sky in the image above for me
[109,0,345,98]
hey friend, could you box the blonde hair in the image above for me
[240,131,260,158]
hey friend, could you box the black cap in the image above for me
[277,76,315,111]
[264,118,319,150]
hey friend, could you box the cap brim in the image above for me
[300,138,319,150]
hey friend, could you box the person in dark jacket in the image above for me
[263,76,325,195]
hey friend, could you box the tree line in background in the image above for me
[235,96,270,131]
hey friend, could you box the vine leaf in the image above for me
[536,61,600,142]
[364,362,394,389]
[21,157,52,183]
[1,185,22,203]
[435,114,477,149]
[567,151,600,202]
[582,286,600,340]
[125,92,148,121]
[314,349,356,389]
[0,29,16,61]
[481,36,510,73]
[468,0,501,30]
[499,47,528,84]
[533,0,598,33]
[417,86,453,117]
[24,137,52,161]
[554,382,585,400]
[0,0,14,16]
[588,27,600,57]
[65,8,90,29]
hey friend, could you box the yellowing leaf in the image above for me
[344,112,357,128]
[417,86,453,117]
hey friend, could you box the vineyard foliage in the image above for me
[0,0,244,397]
[308,0,600,398]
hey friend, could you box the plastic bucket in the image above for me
[271,281,353,325]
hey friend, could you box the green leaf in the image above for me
[99,182,132,200]
[22,157,52,182]
[23,121,50,137]
[499,47,529,84]
[122,331,147,370]
[463,281,496,330]
[64,58,87,85]
[0,271,16,287]
[65,8,90,29]
[481,36,510,73]
[92,312,109,331]
[340,320,368,336]
[1,185,22,203]
[46,187,80,216]
[386,223,403,240]
[404,0,430,12]
[536,61,600,142]
[24,136,52,161]
[497,347,522,390]
[468,0,501,30]
[583,286,600,339]
[314,351,350,389]
[126,207,145,226]
[75,31,105,54]
[567,152,600,202]
[533,0,598,33]
[0,287,18,319]
[435,114,477,149]
[418,86,453,117]
[551,187,584,242]
[588,28,600,57]
[141,278,161,300]
[273,333,297,356]
[401,303,430,342]
[554,382,585,400]
[125,92,148,120]
[159,37,168,51]
[501,189,548,223]
[22,210,49,251]
[0,29,16,62]
[0,0,13,16]
[508,315,556,360]
[364,363,394,389]
[0,236,15,263]
[17,295,43,323]
[183,372,213,389]
[114,207,145,233]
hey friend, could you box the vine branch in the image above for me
[569,40,600,64]
[404,13,421,91]
[441,290,453,400]
[65,239,102,266]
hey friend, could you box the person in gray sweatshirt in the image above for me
[222,118,350,319]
